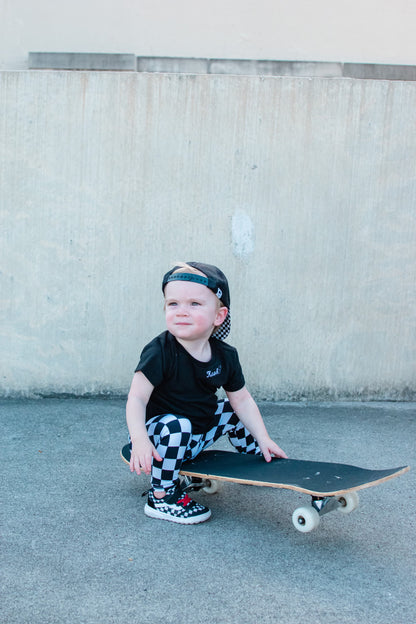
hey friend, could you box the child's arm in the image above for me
[126,371,162,475]
[226,386,288,461]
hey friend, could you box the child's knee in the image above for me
[157,414,192,444]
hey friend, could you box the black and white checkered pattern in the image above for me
[212,309,231,341]
[146,414,192,491]
[145,482,211,524]
[145,400,260,491]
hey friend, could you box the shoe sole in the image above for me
[144,504,211,525]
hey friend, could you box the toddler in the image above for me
[126,261,287,524]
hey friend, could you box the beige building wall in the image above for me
[1,0,416,70]
[1,71,415,399]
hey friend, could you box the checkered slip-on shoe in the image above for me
[144,482,211,524]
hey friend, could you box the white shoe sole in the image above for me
[144,504,211,524]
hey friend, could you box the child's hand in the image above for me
[258,438,288,462]
[130,440,162,476]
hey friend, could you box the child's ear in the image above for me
[214,307,228,327]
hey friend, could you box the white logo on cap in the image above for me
[216,288,222,299]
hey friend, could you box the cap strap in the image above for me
[163,273,222,300]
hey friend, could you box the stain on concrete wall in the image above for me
[232,211,255,259]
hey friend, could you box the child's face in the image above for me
[164,280,227,342]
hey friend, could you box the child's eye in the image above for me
[191,301,201,306]
[167,302,177,307]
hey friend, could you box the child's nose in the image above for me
[177,304,189,315]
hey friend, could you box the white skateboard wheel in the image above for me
[292,506,320,532]
[337,491,359,514]
[202,479,223,494]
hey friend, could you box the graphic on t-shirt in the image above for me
[206,365,222,379]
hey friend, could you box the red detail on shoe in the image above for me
[177,494,191,507]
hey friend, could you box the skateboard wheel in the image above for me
[292,507,320,533]
[337,491,359,514]
[202,479,223,494]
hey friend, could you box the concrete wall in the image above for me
[1,71,415,400]
[1,0,416,70]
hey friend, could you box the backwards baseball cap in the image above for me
[162,261,231,340]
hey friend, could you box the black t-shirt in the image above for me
[135,331,245,433]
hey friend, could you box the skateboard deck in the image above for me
[120,445,409,532]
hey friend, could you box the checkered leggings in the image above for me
[144,399,260,491]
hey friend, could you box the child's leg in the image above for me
[146,414,192,492]
[144,414,211,525]
[186,399,261,459]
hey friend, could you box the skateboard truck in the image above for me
[182,475,223,495]
[182,476,204,492]
[311,496,341,515]
[293,492,360,532]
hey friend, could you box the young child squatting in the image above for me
[126,262,287,524]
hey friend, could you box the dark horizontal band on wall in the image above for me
[29,53,416,81]
[28,52,137,71]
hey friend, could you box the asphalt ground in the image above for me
[1,398,415,624]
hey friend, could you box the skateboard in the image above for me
[120,445,409,532]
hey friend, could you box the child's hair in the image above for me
[171,262,205,277]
